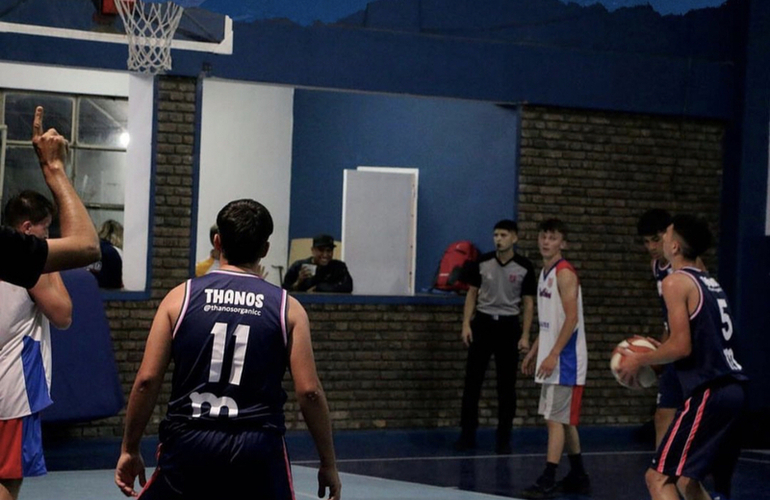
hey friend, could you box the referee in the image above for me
[455,219,536,454]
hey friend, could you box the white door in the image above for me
[342,167,418,295]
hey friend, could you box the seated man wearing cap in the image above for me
[282,234,353,293]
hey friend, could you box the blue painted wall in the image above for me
[0,0,740,118]
[290,89,519,290]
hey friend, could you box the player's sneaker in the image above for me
[556,472,591,495]
[520,477,559,499]
[453,435,475,452]
[494,439,512,454]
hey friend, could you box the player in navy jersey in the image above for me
[637,209,687,447]
[618,215,746,500]
[115,199,340,500]
[637,209,731,499]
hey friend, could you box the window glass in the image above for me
[73,149,126,206]
[1,146,50,204]
[2,90,130,291]
[4,94,73,141]
[78,97,129,148]
[89,208,124,231]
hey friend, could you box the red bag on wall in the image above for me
[433,240,479,291]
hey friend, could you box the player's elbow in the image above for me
[133,371,163,394]
[45,303,73,330]
[84,240,102,262]
[67,237,101,267]
[674,343,691,359]
[51,314,72,330]
[296,385,325,407]
[667,337,691,360]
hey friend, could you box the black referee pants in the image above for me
[460,312,522,443]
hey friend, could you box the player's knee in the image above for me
[654,408,674,427]
[645,468,667,494]
[675,476,704,500]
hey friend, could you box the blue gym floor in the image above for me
[29,426,770,499]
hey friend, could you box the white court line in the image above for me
[294,449,654,465]
[296,447,770,465]
[290,466,514,500]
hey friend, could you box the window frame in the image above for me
[0,90,129,220]
[0,63,153,299]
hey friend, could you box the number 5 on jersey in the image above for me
[716,299,742,371]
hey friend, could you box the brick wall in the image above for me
[516,106,723,425]
[45,77,197,439]
[43,88,724,439]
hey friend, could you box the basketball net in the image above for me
[113,0,184,74]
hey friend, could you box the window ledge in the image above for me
[288,292,466,305]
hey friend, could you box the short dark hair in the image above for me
[671,214,712,260]
[494,219,518,233]
[637,209,672,236]
[3,190,56,228]
[216,199,273,266]
[538,218,568,239]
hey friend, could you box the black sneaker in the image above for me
[556,472,591,495]
[453,436,476,451]
[494,441,512,454]
[520,478,558,499]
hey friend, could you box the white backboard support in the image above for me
[0,5,233,55]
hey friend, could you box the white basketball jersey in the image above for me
[0,281,53,419]
[536,259,587,386]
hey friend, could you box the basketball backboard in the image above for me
[0,0,232,54]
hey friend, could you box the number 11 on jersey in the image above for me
[209,322,250,386]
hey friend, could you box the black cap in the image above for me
[312,234,336,249]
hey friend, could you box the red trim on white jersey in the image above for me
[554,259,580,288]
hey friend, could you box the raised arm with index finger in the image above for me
[32,106,100,273]
[0,107,100,288]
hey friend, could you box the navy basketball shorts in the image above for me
[139,423,294,500]
[651,379,744,481]
[657,364,684,409]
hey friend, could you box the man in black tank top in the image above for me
[115,199,341,500]
[617,215,746,500]
[1,106,100,289]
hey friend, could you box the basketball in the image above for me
[610,337,658,390]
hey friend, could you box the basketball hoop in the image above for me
[113,0,184,74]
